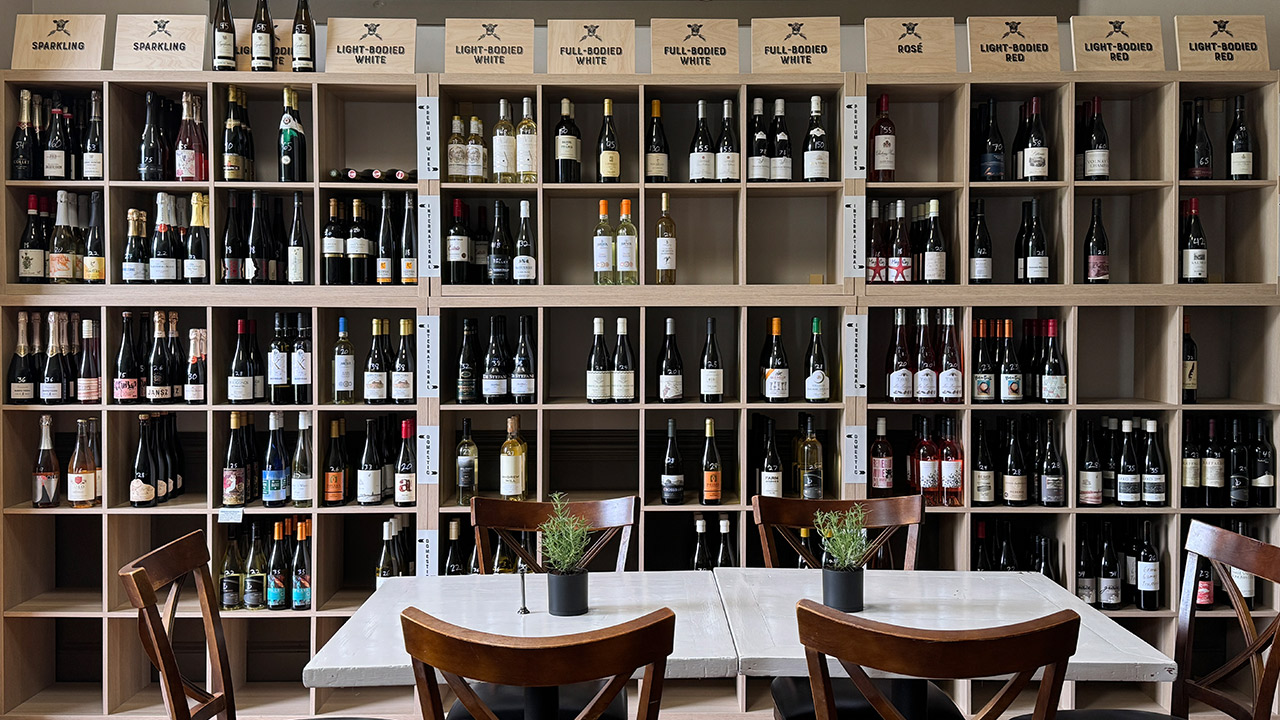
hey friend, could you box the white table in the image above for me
[303,571,738,687]
[714,568,1177,682]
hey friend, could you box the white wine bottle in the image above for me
[500,414,526,501]
[655,193,677,285]
[292,411,312,508]
[516,97,537,183]
[616,200,638,285]
[492,99,517,183]
[592,200,615,285]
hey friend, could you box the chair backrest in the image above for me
[470,496,637,574]
[751,495,925,570]
[116,530,235,720]
[796,599,1079,720]
[401,606,675,720]
[1172,520,1280,720]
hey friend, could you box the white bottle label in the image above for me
[267,350,289,385]
[1181,458,1201,488]
[184,383,204,401]
[923,252,946,281]
[1023,147,1049,178]
[447,142,466,178]
[345,237,369,257]
[1117,473,1142,503]
[251,32,273,67]
[770,156,792,180]
[292,473,312,502]
[446,236,468,262]
[586,370,610,400]
[184,258,207,279]
[1041,375,1067,401]
[656,237,676,271]
[82,152,103,178]
[659,374,683,401]
[761,471,783,497]
[286,247,306,283]
[67,472,94,502]
[700,368,724,395]
[612,370,635,400]
[465,145,485,178]
[482,377,507,397]
[1041,474,1064,503]
[913,368,937,400]
[513,255,536,280]
[394,472,416,504]
[646,153,669,178]
[510,376,535,396]
[1002,474,1027,501]
[1231,566,1255,598]
[555,136,580,161]
[1026,256,1049,279]
[516,135,536,174]
[227,376,253,401]
[1231,152,1253,177]
[492,136,516,175]
[1138,561,1160,592]
[598,150,620,178]
[803,150,829,179]
[805,370,830,401]
[322,236,344,255]
[1143,473,1167,503]
[1100,577,1121,605]
[1079,471,1102,504]
[593,237,613,272]
[334,356,355,392]
[43,150,66,177]
[1084,149,1109,177]
[972,372,995,400]
[175,149,197,179]
[1182,249,1207,279]
[918,460,940,489]
[763,368,789,399]
[39,382,62,401]
[500,454,525,496]
[291,351,312,385]
[18,249,45,278]
[716,152,740,180]
[292,34,312,66]
[356,469,380,503]
[149,258,177,281]
[941,460,963,489]
[689,152,714,180]
[388,371,412,400]
[939,368,962,399]
[121,262,148,281]
[214,31,235,62]
[9,382,32,400]
[1077,577,1097,605]
[616,234,638,272]
[748,155,769,180]
[363,371,388,399]
[873,135,896,170]
[973,470,995,502]
[888,368,912,399]
[1204,457,1226,487]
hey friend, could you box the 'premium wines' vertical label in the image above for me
[444,18,533,73]
[112,15,205,70]
[1174,16,1269,71]
[547,19,635,74]
[751,17,840,72]
[967,16,1061,72]
[844,95,866,179]
[11,14,105,70]
[417,97,440,181]
[863,17,957,73]
[650,18,738,73]
[234,17,291,71]
[1070,16,1165,71]
[325,18,415,73]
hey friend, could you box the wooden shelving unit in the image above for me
[0,65,1276,720]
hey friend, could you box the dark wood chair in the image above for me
[1026,519,1280,720]
[400,605,674,720]
[797,599,1080,720]
[117,530,379,720]
[751,495,925,571]
[470,496,637,574]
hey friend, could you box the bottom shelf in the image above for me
[1074,683,1165,714]
[6,683,103,718]
[232,683,312,718]
[316,686,417,719]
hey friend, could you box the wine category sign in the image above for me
[444,18,533,73]
[112,14,205,71]
[547,19,636,74]
[325,18,416,73]
[1174,16,1269,71]
[751,17,840,72]
[1069,16,1165,71]
[11,14,105,70]
[650,18,739,74]
[967,16,1061,72]
[864,17,957,73]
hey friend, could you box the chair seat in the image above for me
[447,681,628,720]
[1011,711,1173,720]
[771,676,964,720]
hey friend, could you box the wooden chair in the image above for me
[117,530,379,720]
[471,496,637,575]
[797,599,1080,720]
[400,605,674,720]
[751,495,925,570]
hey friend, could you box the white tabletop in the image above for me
[303,571,738,688]
[714,568,1177,683]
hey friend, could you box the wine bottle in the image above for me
[372,520,401,587]
[769,99,792,181]
[261,411,288,507]
[492,99,517,184]
[869,93,896,182]
[286,411,312,509]
[1194,558,1214,611]
[598,98,620,183]
[112,311,142,404]
[250,0,275,71]
[700,318,724,403]
[284,313,310,405]
[11,89,37,179]
[1188,98,1213,179]
[333,317,355,404]
[979,98,1004,181]
[592,200,615,285]
[802,317,829,403]
[1251,418,1275,508]
[688,99,716,183]
[17,194,45,283]
[1180,198,1208,283]
[509,96,537,184]
[888,200,912,283]
[1098,521,1122,610]
[922,199,947,284]
[1203,419,1226,508]
[391,419,416,508]
[553,99,581,183]
[658,418,686,505]
[701,418,722,505]
[1230,520,1257,610]
[650,317,684,403]
[145,311,171,403]
[1116,420,1141,507]
[277,87,306,182]
[512,200,536,285]
[616,200,639,285]
[886,308,912,403]
[1084,96,1109,181]
[31,414,59,507]
[866,201,887,283]
[444,198,470,285]
[1228,419,1251,508]
[1075,420,1102,507]
[761,317,789,402]
[716,99,740,182]
[969,320,993,403]
[454,417,478,505]
[346,198,370,285]
[910,415,938,504]
[715,516,737,568]
[1037,419,1065,507]
[747,98,769,182]
[146,193,177,283]
[317,419,344,506]
[500,414,527,501]
[211,0,236,68]
[388,318,416,405]
[864,417,893,498]
[611,318,637,403]
[263,522,288,611]
[126,413,158,507]
[37,311,63,405]
[75,318,101,404]
[586,317,612,404]
[937,417,963,507]
[1040,319,1067,403]
[1022,96,1049,181]
[998,319,1023,403]
[43,105,68,180]
[802,95,829,181]
[78,190,101,283]
[219,526,244,610]
[1025,199,1049,284]
[442,519,467,576]
[456,317,479,404]
[1083,198,1110,283]
[751,417,781,498]
[46,191,75,283]
[692,518,713,570]
[477,316,508,405]
[912,309,937,403]
[1229,95,1253,180]
[362,319,389,405]
[1003,419,1028,506]
[1136,520,1160,611]
[645,99,670,182]
[1176,417,1200,510]
[352,417,381,506]
[1182,316,1198,403]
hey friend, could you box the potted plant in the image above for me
[813,506,871,612]
[540,493,592,616]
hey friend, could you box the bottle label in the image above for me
[226,376,253,401]
[1204,458,1226,487]
[972,372,994,401]
[67,472,94,502]
[803,150,829,180]
[334,356,355,393]
[292,472,312,502]
[805,370,830,401]
[392,371,414,400]
[510,375,535,397]
[10,382,33,400]
[148,258,177,281]
[363,371,388,400]
[267,350,289,385]
[979,153,1004,180]
[1142,474,1167,503]
[689,151,714,180]
[500,454,524,496]
[1117,473,1142,503]
[1079,471,1102,504]
[221,468,245,506]
[18,249,45,278]
[322,236,344,255]
[867,256,887,283]
[646,153,669,178]
[446,235,469,263]
[1002,473,1027,502]
[703,470,722,501]
[938,368,962,400]
[492,136,516,175]
[748,155,769,180]
[457,375,477,402]
[923,251,946,281]
[555,136,580,162]
[886,256,912,283]
[464,144,485,178]
[401,258,417,282]
[1041,375,1067,401]
[1041,474,1064,503]
[516,135,536,174]
[611,370,635,401]
[1023,147,1049,178]
[486,255,510,282]
[1077,577,1097,605]
[593,236,613,272]
[599,150,620,178]
[513,255,536,281]
[145,383,170,401]
[292,579,311,607]
[345,237,370,257]
[291,351,312,386]
[223,153,244,180]
[1182,249,1207,279]
[586,370,611,401]
[1016,257,1025,280]
[918,460,940,489]
[1231,566,1255,598]
[220,576,240,608]
[1084,149,1110,177]
[888,368,912,399]
[999,373,1022,401]
[657,474,683,503]
[82,152,104,179]
[1253,473,1275,488]
[656,237,676,271]
[873,135,896,170]
[1231,152,1253,177]
[1183,361,1198,390]
[243,574,265,607]
[324,470,344,502]
[472,242,488,269]
[658,374,682,401]
[395,472,416,504]
[48,253,74,279]
[1197,579,1214,606]
[251,32,273,68]
[292,33,313,66]
[457,456,476,492]
[1179,457,1203,489]
[802,471,823,499]
[969,257,992,282]
[1026,256,1049,280]
[760,471,783,497]
[1075,153,1084,181]
[770,156,792,181]
[447,142,466,177]
[1100,577,1121,605]
[284,247,306,284]
[762,368,789,399]
[913,368,937,400]
[76,377,101,402]
[43,150,66,178]
[113,378,139,400]
[267,580,287,608]
[973,470,995,501]
[354,468,382,503]
[616,234,638,272]
[39,381,62,401]
[263,469,288,502]
[175,149,197,180]
[700,368,724,395]
[871,457,894,489]
[1086,254,1109,281]
[941,460,963,489]
[716,152,740,180]
[1138,561,1160,592]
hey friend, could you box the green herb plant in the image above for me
[539,493,592,574]
[812,506,871,571]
